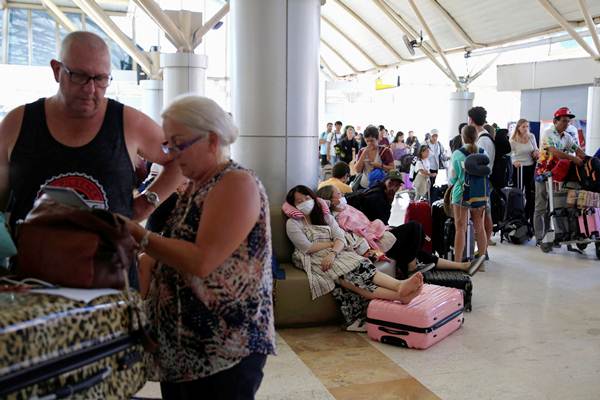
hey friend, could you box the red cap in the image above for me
[554,107,575,119]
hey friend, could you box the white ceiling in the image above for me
[320,0,600,78]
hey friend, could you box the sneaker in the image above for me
[488,239,497,246]
[346,319,367,332]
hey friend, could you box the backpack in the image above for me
[459,148,491,208]
[399,153,414,173]
[501,220,533,244]
[368,168,386,188]
[574,156,600,192]
[479,132,512,189]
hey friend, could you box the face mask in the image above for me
[297,199,315,216]
[337,197,348,209]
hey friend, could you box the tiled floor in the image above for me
[138,238,600,399]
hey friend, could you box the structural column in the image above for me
[140,79,164,123]
[586,78,600,155]
[448,90,474,140]
[230,0,320,205]
[160,53,208,107]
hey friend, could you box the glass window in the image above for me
[85,17,131,70]
[0,9,4,62]
[8,9,29,65]
[31,10,56,66]
[59,13,83,41]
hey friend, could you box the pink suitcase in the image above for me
[366,284,464,349]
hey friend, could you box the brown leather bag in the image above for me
[16,196,138,289]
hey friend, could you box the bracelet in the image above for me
[139,230,152,253]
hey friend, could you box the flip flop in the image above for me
[468,255,486,276]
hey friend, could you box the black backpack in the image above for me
[574,156,600,192]
[480,132,512,189]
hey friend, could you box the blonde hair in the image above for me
[511,118,529,141]
[162,95,239,155]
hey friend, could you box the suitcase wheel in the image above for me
[381,336,408,348]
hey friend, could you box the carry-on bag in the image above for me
[431,200,448,256]
[422,270,473,312]
[0,288,148,399]
[442,217,475,261]
[366,284,464,349]
[404,200,433,253]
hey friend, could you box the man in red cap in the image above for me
[533,107,586,248]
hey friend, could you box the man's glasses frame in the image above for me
[61,63,113,88]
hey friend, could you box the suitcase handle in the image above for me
[378,326,409,336]
[34,367,112,400]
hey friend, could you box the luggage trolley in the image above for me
[540,174,600,258]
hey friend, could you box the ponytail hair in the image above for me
[461,125,479,154]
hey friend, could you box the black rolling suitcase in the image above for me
[423,270,473,312]
[0,288,148,399]
[431,200,449,256]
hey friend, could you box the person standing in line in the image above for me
[510,118,539,225]
[319,122,333,165]
[327,120,343,164]
[470,106,495,249]
[338,125,360,165]
[427,129,446,189]
[533,107,585,249]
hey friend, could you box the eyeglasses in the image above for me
[61,63,112,88]
[161,136,205,154]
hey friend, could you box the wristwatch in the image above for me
[142,191,160,208]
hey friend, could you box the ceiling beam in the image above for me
[331,0,410,62]
[72,0,156,76]
[373,0,458,85]
[321,15,381,68]
[132,0,190,51]
[407,0,460,86]
[192,2,229,49]
[577,0,600,57]
[537,0,599,59]
[320,56,342,79]
[321,38,359,74]
[428,0,484,48]
[467,54,500,84]
[378,0,437,55]
[41,0,78,32]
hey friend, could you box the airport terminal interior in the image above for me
[0,0,600,399]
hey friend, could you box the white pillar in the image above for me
[140,79,164,124]
[448,90,474,140]
[160,53,208,107]
[585,78,600,155]
[230,0,320,204]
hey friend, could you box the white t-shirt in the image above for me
[411,158,430,180]
[476,131,495,169]
[327,131,343,146]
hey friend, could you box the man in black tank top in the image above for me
[0,31,183,229]
[0,32,184,286]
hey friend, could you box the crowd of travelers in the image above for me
[290,104,590,329]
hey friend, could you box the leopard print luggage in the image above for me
[0,290,147,399]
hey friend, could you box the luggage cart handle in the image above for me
[33,367,112,400]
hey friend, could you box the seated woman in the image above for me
[315,185,484,278]
[284,185,424,327]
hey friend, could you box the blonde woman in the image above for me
[510,119,538,224]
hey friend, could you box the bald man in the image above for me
[0,31,183,230]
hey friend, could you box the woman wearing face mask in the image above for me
[284,185,424,327]
[315,185,484,278]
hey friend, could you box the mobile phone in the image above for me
[40,185,90,209]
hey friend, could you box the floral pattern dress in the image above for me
[146,161,276,382]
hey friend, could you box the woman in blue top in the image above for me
[448,125,488,264]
